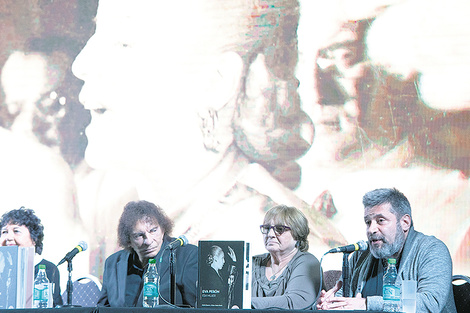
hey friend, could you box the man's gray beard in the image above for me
[370,223,406,259]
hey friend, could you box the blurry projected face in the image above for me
[72,0,221,171]
[313,26,364,148]
[298,18,370,158]
[1,52,51,116]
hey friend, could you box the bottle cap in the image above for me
[39,264,46,269]
[387,258,396,264]
[149,259,156,264]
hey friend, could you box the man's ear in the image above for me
[210,51,244,111]
[401,214,412,233]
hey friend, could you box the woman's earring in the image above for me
[199,108,221,153]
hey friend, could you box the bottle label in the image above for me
[143,282,158,297]
[383,285,400,301]
[33,284,49,301]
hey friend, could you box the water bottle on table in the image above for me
[383,258,401,312]
[33,264,50,308]
[143,258,159,307]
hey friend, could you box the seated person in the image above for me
[97,200,197,307]
[251,204,322,309]
[317,188,457,312]
[0,207,63,307]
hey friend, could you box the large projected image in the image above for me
[0,0,469,291]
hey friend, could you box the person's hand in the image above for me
[318,290,366,310]
[316,280,342,310]
[227,246,236,262]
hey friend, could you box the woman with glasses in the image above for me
[251,204,322,309]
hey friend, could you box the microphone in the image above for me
[57,241,88,266]
[327,240,368,254]
[166,235,188,250]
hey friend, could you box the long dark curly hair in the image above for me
[117,200,174,250]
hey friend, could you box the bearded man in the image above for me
[317,188,457,312]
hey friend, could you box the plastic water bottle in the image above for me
[383,258,401,312]
[143,258,159,307]
[33,264,50,308]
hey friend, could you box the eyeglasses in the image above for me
[260,224,291,236]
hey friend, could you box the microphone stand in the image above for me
[342,252,351,297]
[169,248,176,305]
[62,260,81,307]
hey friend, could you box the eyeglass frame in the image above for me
[260,224,291,236]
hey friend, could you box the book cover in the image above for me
[197,240,251,309]
[0,246,35,309]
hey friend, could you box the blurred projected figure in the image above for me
[365,0,470,275]
[72,0,346,276]
[0,49,84,275]
[1,36,90,168]
[296,0,470,273]
[1,49,70,171]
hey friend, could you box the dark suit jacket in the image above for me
[97,236,198,307]
[200,266,227,308]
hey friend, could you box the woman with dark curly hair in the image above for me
[0,207,62,307]
[97,200,198,307]
[251,204,322,309]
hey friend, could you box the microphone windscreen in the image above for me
[79,241,88,251]
[358,240,368,251]
[180,235,188,246]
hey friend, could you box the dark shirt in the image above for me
[199,266,228,308]
[361,258,383,298]
[361,256,401,298]
[124,252,144,306]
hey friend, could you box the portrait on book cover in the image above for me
[198,241,246,309]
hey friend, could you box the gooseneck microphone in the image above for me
[327,240,368,254]
[57,241,88,266]
[166,235,188,250]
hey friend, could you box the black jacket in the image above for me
[97,235,198,307]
